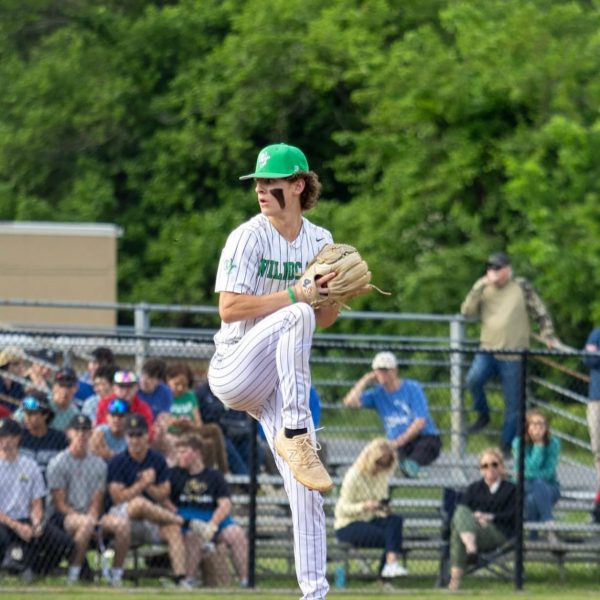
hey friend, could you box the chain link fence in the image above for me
[0,304,599,590]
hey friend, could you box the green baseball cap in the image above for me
[239,143,309,180]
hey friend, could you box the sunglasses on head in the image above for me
[23,397,43,412]
[480,461,500,469]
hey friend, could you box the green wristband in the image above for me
[287,286,298,304]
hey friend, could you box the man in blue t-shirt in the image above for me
[343,352,441,477]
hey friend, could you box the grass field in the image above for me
[1,590,600,600]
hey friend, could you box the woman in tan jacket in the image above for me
[334,437,407,578]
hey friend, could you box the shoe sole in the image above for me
[274,435,333,493]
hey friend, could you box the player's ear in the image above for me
[292,177,306,194]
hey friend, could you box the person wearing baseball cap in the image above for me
[208,142,339,599]
[18,391,68,479]
[461,251,561,455]
[106,412,204,589]
[89,398,130,461]
[342,352,441,478]
[47,414,129,585]
[47,368,81,432]
[94,370,154,438]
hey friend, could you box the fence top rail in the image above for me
[0,298,469,323]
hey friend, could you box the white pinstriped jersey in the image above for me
[214,214,333,350]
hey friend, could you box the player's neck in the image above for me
[268,211,303,243]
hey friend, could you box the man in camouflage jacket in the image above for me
[461,252,559,453]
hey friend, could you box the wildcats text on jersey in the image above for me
[258,258,303,281]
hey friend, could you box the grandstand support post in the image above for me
[134,303,149,374]
[514,351,527,590]
[449,316,465,460]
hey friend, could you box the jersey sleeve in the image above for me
[215,226,262,294]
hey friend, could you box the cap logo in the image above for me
[257,150,270,169]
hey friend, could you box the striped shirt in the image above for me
[214,214,332,349]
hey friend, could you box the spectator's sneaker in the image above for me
[21,568,34,585]
[274,430,333,493]
[381,561,408,578]
[467,413,490,434]
[399,459,420,478]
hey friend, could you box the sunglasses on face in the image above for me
[480,461,500,469]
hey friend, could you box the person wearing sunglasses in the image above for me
[18,391,68,481]
[460,251,561,455]
[448,447,516,591]
[334,438,408,579]
[89,398,130,461]
[512,409,560,536]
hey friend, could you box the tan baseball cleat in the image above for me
[275,430,333,493]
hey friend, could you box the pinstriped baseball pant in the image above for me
[208,303,329,599]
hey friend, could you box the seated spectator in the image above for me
[138,358,173,420]
[448,447,516,591]
[25,349,59,396]
[0,347,27,411]
[75,347,116,404]
[154,364,228,471]
[343,352,441,478]
[15,369,81,432]
[81,365,118,424]
[46,414,130,586]
[334,438,407,579]
[583,326,600,518]
[90,398,129,461]
[95,370,154,437]
[107,414,205,589]
[47,368,81,431]
[196,380,256,475]
[0,418,73,579]
[18,392,68,480]
[512,409,560,532]
[167,434,248,587]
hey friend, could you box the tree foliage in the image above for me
[0,0,599,343]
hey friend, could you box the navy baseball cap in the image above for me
[124,414,148,435]
[54,367,78,386]
[486,252,511,269]
[68,414,92,431]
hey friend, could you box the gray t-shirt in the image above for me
[46,449,107,517]
[0,454,46,520]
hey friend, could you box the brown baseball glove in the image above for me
[295,243,388,309]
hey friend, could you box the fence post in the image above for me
[134,303,150,374]
[514,351,528,590]
[449,316,465,459]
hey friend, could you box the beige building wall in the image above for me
[0,222,122,328]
